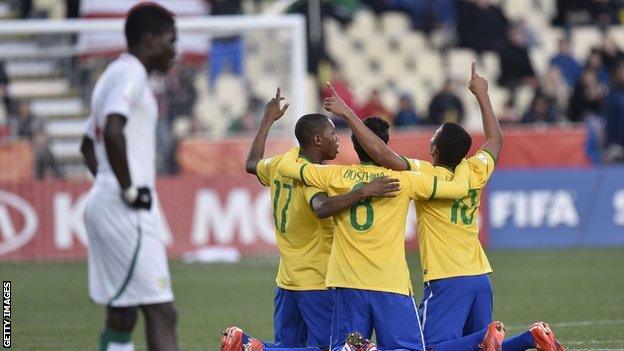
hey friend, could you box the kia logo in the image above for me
[0,190,38,256]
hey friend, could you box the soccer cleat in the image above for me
[342,332,378,351]
[479,321,505,351]
[220,326,243,351]
[529,322,566,351]
[243,338,264,351]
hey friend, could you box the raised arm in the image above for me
[311,176,399,218]
[324,83,409,171]
[469,61,503,162]
[431,158,470,199]
[245,87,289,174]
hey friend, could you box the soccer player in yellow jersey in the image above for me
[221,89,401,351]
[323,63,565,351]
[277,116,473,351]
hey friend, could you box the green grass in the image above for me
[1,249,624,350]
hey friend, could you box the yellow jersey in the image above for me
[255,153,334,291]
[278,147,470,296]
[406,149,496,282]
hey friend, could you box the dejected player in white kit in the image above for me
[80,4,179,351]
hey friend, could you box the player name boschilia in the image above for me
[342,169,386,182]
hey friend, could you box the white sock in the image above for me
[106,341,134,351]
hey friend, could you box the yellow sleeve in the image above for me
[404,157,435,173]
[304,185,326,208]
[277,147,341,190]
[403,159,470,200]
[467,149,496,188]
[277,147,304,181]
[300,164,342,191]
[255,155,281,186]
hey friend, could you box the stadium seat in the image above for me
[608,26,624,49]
[503,0,536,21]
[447,48,477,80]
[530,48,550,76]
[5,60,58,78]
[515,85,535,113]
[539,27,564,58]
[50,139,82,160]
[8,78,71,98]
[571,26,603,61]
[45,119,86,139]
[30,98,84,119]
[481,52,501,79]
[399,32,427,55]
[381,12,411,37]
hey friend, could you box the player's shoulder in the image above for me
[467,149,495,168]
[405,157,434,172]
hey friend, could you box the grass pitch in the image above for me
[1,248,623,350]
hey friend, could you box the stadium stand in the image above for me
[1,0,624,179]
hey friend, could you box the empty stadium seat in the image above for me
[381,12,411,37]
[571,26,603,61]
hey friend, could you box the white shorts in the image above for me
[84,186,174,307]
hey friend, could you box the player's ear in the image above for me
[313,133,322,147]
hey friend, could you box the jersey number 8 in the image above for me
[350,182,374,231]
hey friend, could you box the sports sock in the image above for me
[502,331,535,351]
[99,329,133,351]
[264,348,320,351]
[428,328,487,351]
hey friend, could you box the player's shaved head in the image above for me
[433,122,472,168]
[353,117,389,163]
[295,113,333,147]
[125,2,175,49]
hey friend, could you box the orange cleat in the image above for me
[343,332,378,351]
[244,338,265,351]
[479,321,505,351]
[220,326,244,351]
[529,322,566,351]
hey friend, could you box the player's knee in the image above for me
[144,303,177,327]
[106,307,138,331]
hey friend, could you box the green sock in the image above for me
[99,329,132,351]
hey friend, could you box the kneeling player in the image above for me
[221,90,399,351]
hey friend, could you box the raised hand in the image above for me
[468,61,488,98]
[262,87,289,124]
[360,176,400,198]
[324,82,354,119]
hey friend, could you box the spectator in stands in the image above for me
[33,130,62,179]
[228,105,258,133]
[568,68,605,123]
[498,99,520,125]
[394,93,422,127]
[15,101,39,139]
[427,79,464,125]
[457,0,508,53]
[358,89,392,123]
[541,66,570,115]
[604,61,624,163]
[208,0,244,88]
[600,36,624,73]
[498,24,537,91]
[586,48,610,86]
[550,38,582,87]
[521,91,557,124]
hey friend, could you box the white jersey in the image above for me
[85,53,158,191]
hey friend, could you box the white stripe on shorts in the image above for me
[411,294,426,351]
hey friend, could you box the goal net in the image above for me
[0,14,307,261]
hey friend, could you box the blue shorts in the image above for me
[330,288,425,351]
[272,287,334,348]
[417,275,493,348]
